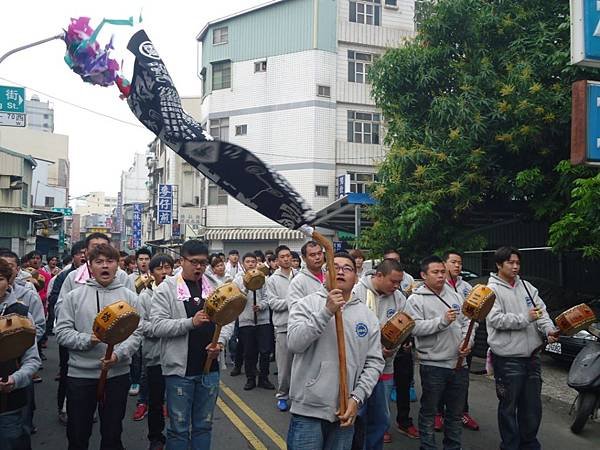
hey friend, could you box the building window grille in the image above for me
[212,61,231,90]
[235,125,248,136]
[348,172,376,193]
[208,181,228,205]
[350,0,381,26]
[317,85,331,97]
[254,61,267,72]
[348,50,378,83]
[213,27,228,45]
[210,118,229,141]
[315,185,329,197]
[347,111,381,144]
[44,196,55,208]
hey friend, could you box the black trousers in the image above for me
[146,365,165,444]
[239,324,272,380]
[393,348,414,427]
[57,345,69,412]
[66,374,129,450]
[437,353,472,414]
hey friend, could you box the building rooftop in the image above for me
[0,145,38,168]
[196,0,288,41]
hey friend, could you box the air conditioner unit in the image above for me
[10,180,24,190]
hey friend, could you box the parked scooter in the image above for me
[568,323,600,434]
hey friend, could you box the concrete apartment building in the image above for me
[194,0,415,252]
[118,153,149,251]
[25,96,54,133]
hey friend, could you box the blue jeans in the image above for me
[165,372,220,450]
[0,408,29,450]
[287,414,354,450]
[357,379,393,450]
[418,365,468,450]
[492,355,542,450]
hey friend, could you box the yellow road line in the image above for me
[216,397,267,450]
[220,382,287,450]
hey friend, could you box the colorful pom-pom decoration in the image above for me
[63,16,134,87]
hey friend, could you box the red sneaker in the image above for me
[383,431,392,443]
[132,403,148,421]
[397,423,420,439]
[462,413,480,431]
[434,414,443,431]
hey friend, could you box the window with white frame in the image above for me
[348,50,378,83]
[210,118,229,141]
[212,60,231,90]
[349,0,381,26]
[254,61,267,72]
[349,172,376,193]
[213,27,228,45]
[315,185,329,197]
[235,124,247,136]
[347,111,380,144]
[317,85,331,97]
[207,181,228,205]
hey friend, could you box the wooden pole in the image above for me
[203,324,222,374]
[312,231,348,414]
[455,321,475,370]
[97,343,114,404]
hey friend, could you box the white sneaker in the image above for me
[128,383,140,396]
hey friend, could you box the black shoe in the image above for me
[243,379,256,390]
[258,379,275,390]
[230,367,242,377]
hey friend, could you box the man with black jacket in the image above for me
[47,241,86,425]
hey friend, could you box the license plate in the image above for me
[546,342,562,354]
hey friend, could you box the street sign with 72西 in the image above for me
[0,86,25,113]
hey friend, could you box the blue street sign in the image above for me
[571,1,600,67]
[158,184,173,225]
[586,82,600,162]
[0,86,25,113]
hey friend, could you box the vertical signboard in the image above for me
[571,80,600,165]
[132,203,143,249]
[157,184,173,225]
[571,0,600,67]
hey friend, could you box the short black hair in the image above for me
[375,259,403,276]
[443,250,463,261]
[254,250,265,259]
[47,255,58,263]
[242,252,257,262]
[228,249,239,255]
[274,245,291,258]
[301,240,321,257]
[71,241,86,257]
[383,248,400,259]
[420,255,444,274]
[88,243,120,262]
[181,240,208,257]
[334,252,356,269]
[25,250,42,261]
[0,249,20,265]
[290,251,300,260]
[85,232,110,248]
[0,259,12,281]
[494,246,521,267]
[135,248,152,259]
[149,254,175,272]
[210,255,224,268]
[119,251,129,258]
[62,255,73,266]
[265,250,274,256]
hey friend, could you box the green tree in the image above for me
[362,0,598,261]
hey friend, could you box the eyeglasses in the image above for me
[183,257,209,267]
[333,264,355,274]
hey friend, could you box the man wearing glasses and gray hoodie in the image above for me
[486,246,558,450]
[287,252,384,449]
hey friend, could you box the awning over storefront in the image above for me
[202,227,305,241]
[312,193,377,234]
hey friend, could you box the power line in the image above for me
[0,76,388,162]
[0,76,146,129]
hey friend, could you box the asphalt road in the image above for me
[31,337,599,449]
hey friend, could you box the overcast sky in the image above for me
[0,0,267,198]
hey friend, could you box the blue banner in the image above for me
[132,203,143,248]
[586,82,600,162]
[158,184,173,225]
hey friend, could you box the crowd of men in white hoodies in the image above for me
[0,232,559,450]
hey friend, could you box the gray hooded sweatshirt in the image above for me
[353,275,407,375]
[486,273,556,358]
[445,276,472,300]
[150,275,233,377]
[233,273,269,327]
[405,284,474,369]
[265,268,296,333]
[138,286,161,367]
[55,278,142,379]
[0,289,42,390]
[288,287,384,422]
[287,267,324,307]
[11,282,45,341]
